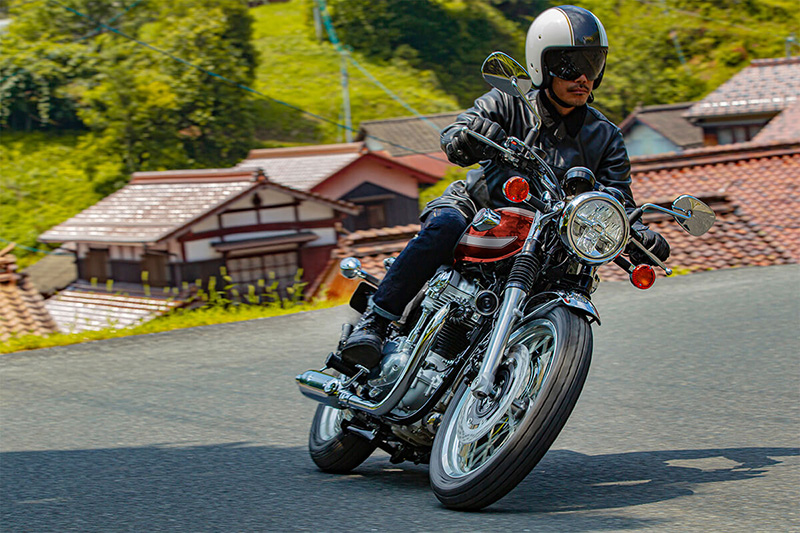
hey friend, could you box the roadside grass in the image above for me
[0,296,346,355]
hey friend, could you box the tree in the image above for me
[1,0,259,171]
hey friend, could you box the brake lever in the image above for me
[463,128,516,159]
[627,236,672,276]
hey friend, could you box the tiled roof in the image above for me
[631,142,800,262]
[619,102,703,149]
[0,245,58,342]
[685,57,800,120]
[45,286,183,333]
[597,196,794,282]
[333,224,422,277]
[236,143,365,191]
[40,178,255,244]
[357,113,460,157]
[39,169,359,245]
[751,103,800,143]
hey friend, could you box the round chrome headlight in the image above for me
[558,192,629,265]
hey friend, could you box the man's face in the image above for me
[550,74,594,109]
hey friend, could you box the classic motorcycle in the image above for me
[296,52,716,510]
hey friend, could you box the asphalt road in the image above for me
[1,265,798,532]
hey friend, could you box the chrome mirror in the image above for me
[481,52,532,97]
[339,257,362,279]
[672,195,716,236]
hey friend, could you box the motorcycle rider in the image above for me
[340,5,669,371]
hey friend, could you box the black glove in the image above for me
[627,223,670,266]
[445,116,507,166]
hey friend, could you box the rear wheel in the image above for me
[309,405,376,474]
[430,306,592,510]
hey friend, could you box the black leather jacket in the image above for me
[427,88,635,220]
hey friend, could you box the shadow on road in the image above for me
[2,444,796,530]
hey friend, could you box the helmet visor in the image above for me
[545,48,607,81]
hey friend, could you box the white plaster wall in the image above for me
[192,216,219,232]
[221,210,258,227]
[259,206,295,222]
[309,227,337,246]
[260,188,295,206]
[298,202,334,222]
[624,123,679,157]
[184,239,222,262]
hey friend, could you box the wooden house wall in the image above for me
[340,182,419,232]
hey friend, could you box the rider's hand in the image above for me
[627,223,670,266]
[445,116,507,166]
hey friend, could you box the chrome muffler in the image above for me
[295,303,454,416]
[296,370,342,408]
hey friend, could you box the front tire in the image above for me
[430,306,592,510]
[309,405,376,474]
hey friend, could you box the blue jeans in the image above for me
[371,207,469,319]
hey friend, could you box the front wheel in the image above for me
[309,405,376,474]
[429,306,592,510]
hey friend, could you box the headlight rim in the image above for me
[558,191,630,265]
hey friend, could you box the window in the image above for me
[366,203,386,228]
[227,252,299,290]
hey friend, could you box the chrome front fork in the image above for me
[470,211,548,399]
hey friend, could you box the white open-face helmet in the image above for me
[526,5,608,90]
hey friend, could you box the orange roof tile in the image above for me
[0,244,58,342]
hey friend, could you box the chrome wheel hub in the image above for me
[440,319,558,477]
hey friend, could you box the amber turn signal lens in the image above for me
[503,177,530,203]
[630,264,656,289]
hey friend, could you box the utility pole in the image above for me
[660,0,689,73]
[341,54,353,143]
[787,33,798,58]
[312,3,323,42]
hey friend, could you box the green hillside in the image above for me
[249,1,462,145]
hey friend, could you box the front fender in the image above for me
[524,290,600,325]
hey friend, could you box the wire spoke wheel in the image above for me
[442,320,557,478]
[430,307,592,510]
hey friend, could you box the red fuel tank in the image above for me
[454,207,537,263]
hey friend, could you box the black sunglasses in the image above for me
[545,49,607,81]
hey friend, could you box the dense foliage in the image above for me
[324,0,526,106]
[0,132,123,268]
[1,0,258,171]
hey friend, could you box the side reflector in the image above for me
[503,177,530,203]
[630,264,656,289]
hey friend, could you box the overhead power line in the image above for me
[314,0,442,133]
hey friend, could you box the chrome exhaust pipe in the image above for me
[296,370,342,408]
[295,303,454,416]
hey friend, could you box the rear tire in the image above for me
[309,404,376,474]
[430,306,592,510]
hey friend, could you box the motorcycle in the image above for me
[296,52,716,510]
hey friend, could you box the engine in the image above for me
[368,269,483,436]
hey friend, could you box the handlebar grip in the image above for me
[527,196,547,213]
[628,207,644,225]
